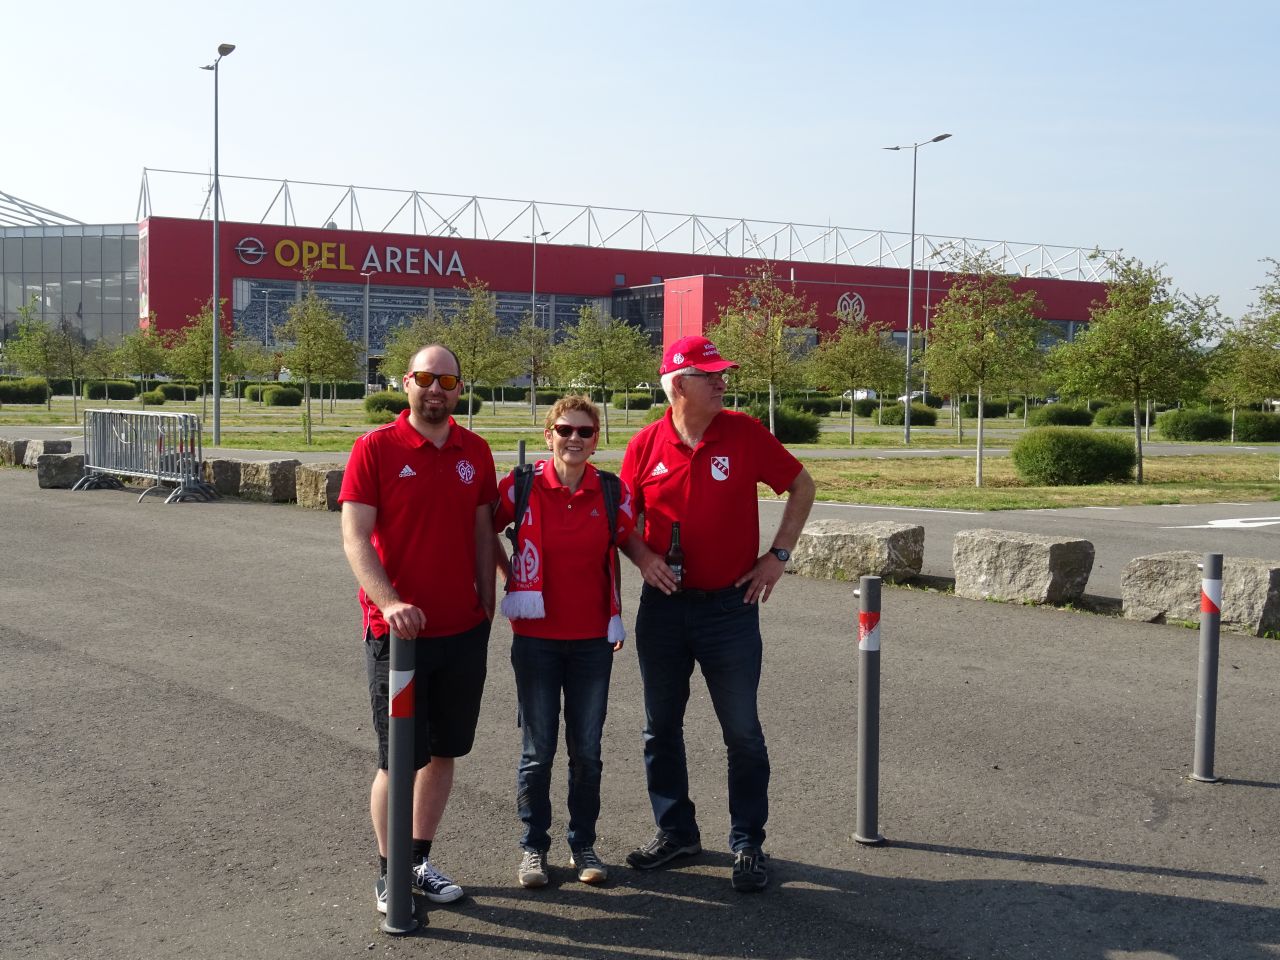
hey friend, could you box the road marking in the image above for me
[782,500,981,516]
[1084,506,1123,511]
[1164,517,1280,530]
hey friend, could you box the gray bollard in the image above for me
[381,630,419,935]
[517,439,526,467]
[1191,553,1223,784]
[854,576,886,845]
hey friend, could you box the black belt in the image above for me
[644,583,745,602]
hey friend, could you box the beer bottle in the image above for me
[665,521,684,592]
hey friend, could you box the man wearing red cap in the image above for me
[619,334,815,892]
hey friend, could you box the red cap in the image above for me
[659,335,739,375]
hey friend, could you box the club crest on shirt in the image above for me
[711,455,730,481]
[456,460,476,484]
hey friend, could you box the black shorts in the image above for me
[365,618,491,770]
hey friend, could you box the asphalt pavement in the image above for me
[1,466,1278,960]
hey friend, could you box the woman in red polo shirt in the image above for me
[494,395,635,891]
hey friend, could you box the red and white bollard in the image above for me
[1192,553,1223,784]
[854,575,885,845]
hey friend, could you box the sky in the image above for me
[5,0,1277,318]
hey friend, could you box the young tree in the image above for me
[117,326,169,407]
[53,318,89,419]
[276,284,352,444]
[809,319,902,444]
[1050,253,1217,483]
[235,341,282,407]
[439,280,514,430]
[508,313,554,423]
[7,295,59,410]
[553,305,651,442]
[83,340,121,401]
[922,252,1044,486]
[381,307,450,386]
[711,263,817,435]
[166,299,234,419]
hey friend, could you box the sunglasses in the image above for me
[682,370,728,382]
[551,424,597,439]
[408,371,460,390]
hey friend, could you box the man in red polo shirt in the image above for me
[339,343,497,915]
[619,334,815,893]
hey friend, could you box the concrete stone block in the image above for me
[792,519,924,583]
[22,439,72,468]
[953,528,1094,605]
[0,438,30,467]
[37,453,85,489]
[296,462,345,511]
[202,458,243,497]
[1122,550,1280,636]
[239,459,301,503]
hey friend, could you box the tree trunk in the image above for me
[304,377,314,445]
[1133,395,1144,484]
[1023,395,1029,427]
[849,391,856,445]
[601,387,611,444]
[768,381,776,436]
[1230,405,1237,444]
[975,383,985,488]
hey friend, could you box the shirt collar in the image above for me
[660,407,725,449]
[393,409,462,449]
[538,458,601,492]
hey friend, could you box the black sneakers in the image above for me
[625,833,702,870]
[411,858,464,903]
[731,847,768,892]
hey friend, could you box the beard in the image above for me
[417,395,454,424]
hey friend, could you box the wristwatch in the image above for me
[768,547,791,563]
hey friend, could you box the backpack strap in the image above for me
[597,469,621,546]
[504,462,536,555]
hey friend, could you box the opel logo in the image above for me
[836,291,867,324]
[235,236,268,265]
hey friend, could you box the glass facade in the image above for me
[611,283,665,344]
[229,278,601,354]
[0,224,139,345]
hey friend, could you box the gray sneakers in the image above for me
[518,849,549,888]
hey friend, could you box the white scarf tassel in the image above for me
[501,590,546,620]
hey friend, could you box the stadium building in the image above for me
[3,174,1111,380]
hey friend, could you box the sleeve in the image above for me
[475,439,499,506]
[619,434,645,516]
[493,470,515,532]
[337,433,379,507]
[751,419,805,494]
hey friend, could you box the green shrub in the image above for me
[789,396,837,416]
[155,382,200,401]
[646,404,669,423]
[139,389,166,405]
[853,398,878,418]
[453,392,483,415]
[1011,428,1135,485]
[878,403,937,426]
[47,377,75,395]
[264,386,303,407]
[1157,408,1230,441]
[612,392,654,410]
[535,390,561,405]
[83,380,138,400]
[363,391,407,417]
[922,392,944,409]
[1028,404,1093,427]
[244,383,274,402]
[1234,411,1280,442]
[0,377,51,403]
[958,399,1010,418]
[747,403,822,443]
[1093,404,1154,427]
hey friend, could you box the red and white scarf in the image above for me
[501,460,625,644]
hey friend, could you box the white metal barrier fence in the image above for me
[73,408,217,503]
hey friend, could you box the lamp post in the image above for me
[884,132,951,444]
[262,288,271,346]
[526,229,549,327]
[361,270,376,392]
[202,41,235,445]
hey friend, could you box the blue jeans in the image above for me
[511,634,614,853]
[635,583,769,852]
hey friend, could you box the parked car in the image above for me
[841,389,877,400]
[897,391,925,403]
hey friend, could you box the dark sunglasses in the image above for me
[551,424,597,439]
[409,371,460,390]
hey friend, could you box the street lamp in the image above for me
[525,230,549,327]
[201,41,235,445]
[884,132,951,444]
[262,288,271,346]
[361,270,376,392]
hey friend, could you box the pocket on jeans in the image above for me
[365,631,389,661]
